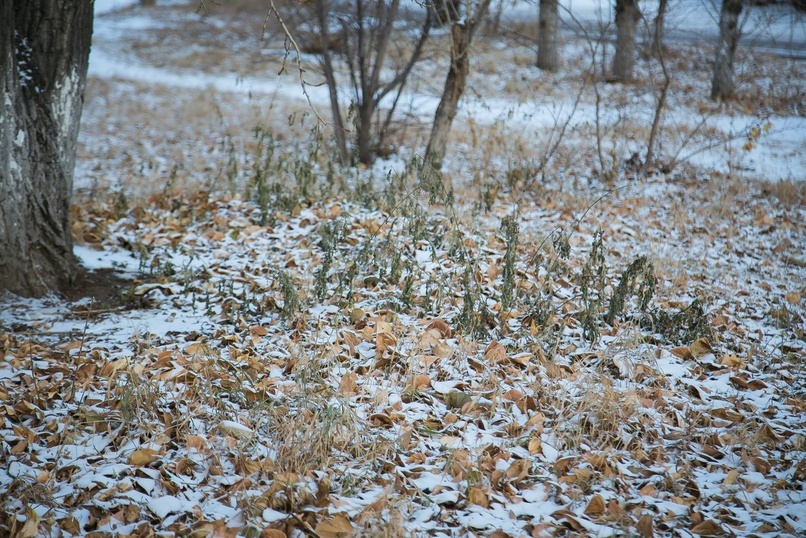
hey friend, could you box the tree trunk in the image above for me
[423,24,471,173]
[357,101,375,165]
[537,0,560,71]
[0,0,93,297]
[431,0,461,26]
[611,0,640,82]
[649,0,668,58]
[711,0,743,101]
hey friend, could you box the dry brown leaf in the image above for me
[528,436,542,455]
[503,389,524,401]
[635,514,654,538]
[552,510,584,531]
[413,374,431,390]
[485,340,507,362]
[723,469,740,486]
[690,338,713,358]
[607,499,627,518]
[99,357,129,378]
[260,529,287,538]
[315,514,354,538]
[638,483,657,497]
[129,448,159,466]
[339,372,358,396]
[186,434,207,452]
[690,519,725,536]
[751,456,771,474]
[719,354,743,368]
[467,486,489,507]
[426,319,452,338]
[584,494,606,517]
[249,325,268,337]
[785,291,802,305]
[670,346,694,361]
[506,459,530,482]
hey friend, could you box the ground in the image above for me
[1,1,805,537]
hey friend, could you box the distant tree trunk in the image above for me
[316,0,349,162]
[611,0,640,82]
[431,0,461,26]
[537,0,560,71]
[711,0,743,101]
[650,0,668,58]
[424,24,470,173]
[0,0,93,297]
[424,0,492,173]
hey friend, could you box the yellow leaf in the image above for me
[528,436,542,455]
[315,514,354,538]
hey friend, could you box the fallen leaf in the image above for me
[584,494,605,517]
[315,514,354,538]
[339,372,358,396]
[723,469,740,486]
[690,338,713,358]
[129,448,159,466]
[467,486,489,507]
[485,340,507,362]
[690,519,725,536]
[636,514,653,538]
[445,390,472,409]
[671,346,694,361]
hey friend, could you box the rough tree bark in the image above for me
[424,0,493,173]
[711,0,743,101]
[537,0,560,71]
[611,0,640,82]
[0,0,93,297]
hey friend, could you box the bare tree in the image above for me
[0,0,93,297]
[537,0,561,71]
[611,0,641,82]
[304,0,432,164]
[423,0,493,174]
[711,0,743,101]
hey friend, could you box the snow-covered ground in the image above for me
[2,1,805,536]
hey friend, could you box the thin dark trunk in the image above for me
[317,0,349,162]
[357,103,374,165]
[711,0,743,101]
[537,0,560,71]
[650,0,668,58]
[612,0,640,82]
[0,0,93,297]
[424,0,492,173]
[644,5,670,173]
[424,24,470,173]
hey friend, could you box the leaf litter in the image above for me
[2,2,806,537]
